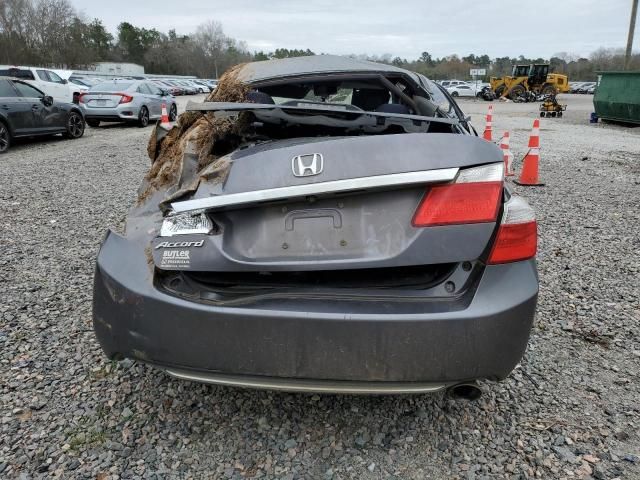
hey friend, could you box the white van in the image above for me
[0,66,77,103]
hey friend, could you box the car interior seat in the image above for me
[351,88,391,111]
[375,103,411,114]
[246,91,275,104]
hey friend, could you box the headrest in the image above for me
[246,91,275,104]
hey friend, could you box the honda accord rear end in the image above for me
[93,56,538,394]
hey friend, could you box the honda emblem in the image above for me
[292,153,323,177]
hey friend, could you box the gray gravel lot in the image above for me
[1,94,639,479]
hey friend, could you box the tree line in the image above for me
[1,0,637,80]
[382,49,639,81]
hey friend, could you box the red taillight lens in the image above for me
[78,93,86,104]
[119,94,133,104]
[412,182,502,227]
[488,221,537,264]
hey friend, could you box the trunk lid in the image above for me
[158,133,504,272]
[193,133,499,197]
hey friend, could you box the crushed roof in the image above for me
[236,55,420,83]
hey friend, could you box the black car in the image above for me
[0,77,85,153]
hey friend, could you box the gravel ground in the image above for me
[1,94,639,479]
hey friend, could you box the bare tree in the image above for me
[0,0,36,63]
[193,20,228,76]
[32,0,75,66]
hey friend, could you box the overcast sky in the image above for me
[71,0,637,60]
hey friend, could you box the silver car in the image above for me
[79,80,177,127]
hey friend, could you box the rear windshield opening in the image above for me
[235,76,459,139]
[258,78,420,116]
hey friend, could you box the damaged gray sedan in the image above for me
[93,56,538,397]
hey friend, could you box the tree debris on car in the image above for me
[140,64,250,204]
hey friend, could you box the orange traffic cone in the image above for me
[483,105,493,141]
[515,119,544,186]
[160,103,170,124]
[499,131,514,176]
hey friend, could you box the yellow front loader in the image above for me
[491,64,569,99]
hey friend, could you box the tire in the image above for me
[138,106,149,127]
[495,85,505,98]
[451,91,459,97]
[0,121,10,153]
[169,104,177,121]
[64,111,85,139]
[541,84,557,95]
[509,85,526,100]
[540,111,546,117]
[86,119,100,128]
[551,111,557,118]
[558,112,563,118]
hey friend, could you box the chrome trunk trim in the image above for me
[171,168,459,213]
[165,368,449,394]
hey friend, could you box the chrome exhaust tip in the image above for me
[447,382,483,401]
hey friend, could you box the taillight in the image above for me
[78,93,86,104]
[119,94,133,104]
[412,163,503,227]
[488,196,537,264]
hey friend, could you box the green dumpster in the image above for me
[593,71,640,124]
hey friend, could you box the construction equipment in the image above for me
[539,94,567,117]
[491,64,569,100]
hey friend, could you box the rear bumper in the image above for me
[82,106,137,121]
[93,230,538,391]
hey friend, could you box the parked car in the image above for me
[182,79,207,93]
[569,82,586,93]
[198,79,218,92]
[0,66,79,103]
[0,76,84,153]
[160,80,186,96]
[93,55,538,397]
[65,77,90,95]
[69,77,93,89]
[79,80,177,128]
[440,79,469,88]
[175,80,198,95]
[153,79,180,95]
[52,70,90,95]
[151,79,182,96]
[446,84,476,97]
[577,82,596,94]
[71,76,102,88]
[193,79,213,92]
[585,84,597,94]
